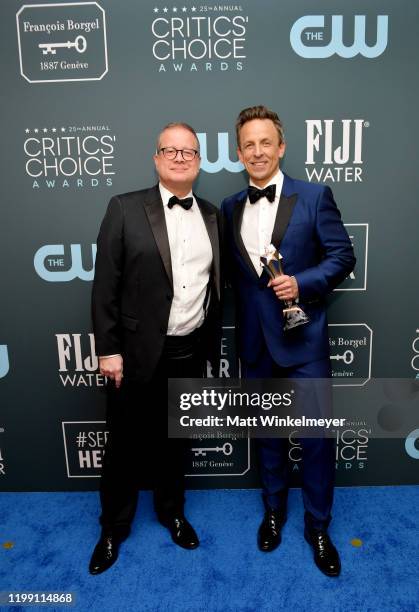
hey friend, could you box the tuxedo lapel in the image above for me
[271,193,297,249]
[196,196,221,300]
[143,185,173,288]
[232,191,259,279]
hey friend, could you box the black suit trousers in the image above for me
[99,329,205,537]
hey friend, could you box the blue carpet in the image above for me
[0,487,418,612]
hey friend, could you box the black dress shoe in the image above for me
[304,529,341,577]
[89,534,123,575]
[258,510,286,552]
[160,516,199,549]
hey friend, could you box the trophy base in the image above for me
[283,305,310,331]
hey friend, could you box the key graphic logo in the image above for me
[16,2,108,83]
[329,324,373,386]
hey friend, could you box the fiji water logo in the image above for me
[0,345,9,378]
[290,15,388,59]
[197,132,243,174]
[34,244,96,282]
[305,119,367,183]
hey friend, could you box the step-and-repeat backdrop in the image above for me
[1,0,418,491]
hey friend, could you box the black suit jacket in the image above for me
[92,184,221,383]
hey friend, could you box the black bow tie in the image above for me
[168,195,193,210]
[248,184,276,204]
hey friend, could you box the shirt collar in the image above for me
[159,183,194,208]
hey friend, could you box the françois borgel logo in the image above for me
[186,436,250,478]
[328,323,373,387]
[16,2,108,83]
[24,125,116,189]
[56,333,106,387]
[34,244,96,282]
[151,5,248,72]
[305,119,368,183]
[62,421,107,477]
[290,15,388,59]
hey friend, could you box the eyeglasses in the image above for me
[158,147,199,161]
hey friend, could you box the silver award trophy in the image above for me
[260,244,310,331]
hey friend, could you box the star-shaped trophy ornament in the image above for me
[260,244,310,331]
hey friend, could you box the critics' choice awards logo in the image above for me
[288,424,369,471]
[290,15,388,59]
[0,345,10,379]
[34,244,96,282]
[151,5,248,72]
[62,421,107,477]
[16,2,108,83]
[24,126,116,189]
[328,324,373,386]
[56,333,106,388]
[335,224,369,292]
[305,119,368,183]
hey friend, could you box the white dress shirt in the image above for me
[240,169,284,276]
[159,183,213,336]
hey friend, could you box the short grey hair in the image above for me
[156,122,200,152]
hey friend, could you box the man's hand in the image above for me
[268,275,299,302]
[99,355,124,388]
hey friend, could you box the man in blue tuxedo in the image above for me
[221,106,355,577]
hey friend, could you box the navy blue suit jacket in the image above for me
[221,173,356,368]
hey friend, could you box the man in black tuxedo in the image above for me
[89,122,221,574]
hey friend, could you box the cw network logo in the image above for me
[197,133,243,174]
[0,345,9,379]
[411,329,419,378]
[290,15,388,59]
[405,429,419,459]
[34,244,96,282]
